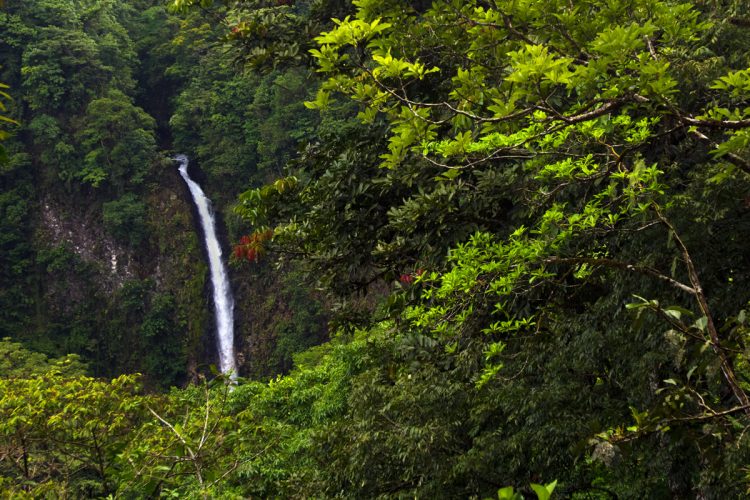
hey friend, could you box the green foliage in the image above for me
[101,279,188,388]
[0,370,149,497]
[0,81,17,162]
[3,0,750,497]
[235,263,327,378]
[0,0,192,389]
[116,379,241,497]
[21,27,108,113]
[0,162,33,339]
[171,0,353,70]
[0,337,86,378]
[76,89,157,191]
[139,292,186,387]
[103,193,148,247]
[165,3,329,384]
[227,0,750,496]
[170,54,317,201]
[495,480,557,500]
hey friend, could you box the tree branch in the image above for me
[652,205,750,416]
[147,406,204,486]
[688,128,750,175]
[542,256,696,295]
[681,116,750,130]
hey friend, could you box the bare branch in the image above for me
[671,404,750,422]
[652,205,750,416]
[198,384,211,450]
[542,256,696,295]
[688,128,750,175]
[681,116,750,130]
[147,406,204,486]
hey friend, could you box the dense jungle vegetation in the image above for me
[1,0,750,497]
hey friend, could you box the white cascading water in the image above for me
[175,154,237,376]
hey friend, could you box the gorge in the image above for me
[1,0,750,497]
[175,154,236,376]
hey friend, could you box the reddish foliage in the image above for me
[399,267,427,286]
[399,273,414,285]
[233,230,274,264]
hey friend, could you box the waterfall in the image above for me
[175,154,237,377]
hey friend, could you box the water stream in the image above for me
[175,154,237,376]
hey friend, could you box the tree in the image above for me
[229,0,750,495]
[117,378,244,498]
[0,370,149,497]
[76,89,157,191]
[103,193,148,247]
[0,0,199,386]
[0,337,86,378]
[21,27,110,114]
[0,80,17,162]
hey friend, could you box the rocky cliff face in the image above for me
[14,157,327,385]
[22,164,214,387]
[39,198,137,294]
